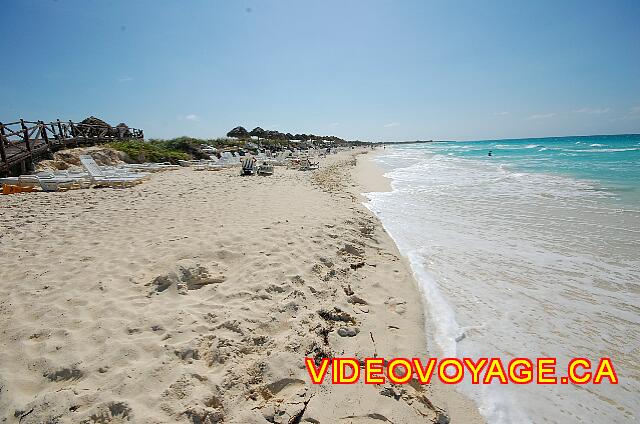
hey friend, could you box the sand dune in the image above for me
[0,151,482,423]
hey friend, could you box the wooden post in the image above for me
[57,119,64,141]
[0,122,7,164]
[69,120,79,146]
[39,121,50,146]
[20,119,31,153]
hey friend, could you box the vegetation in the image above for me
[160,136,246,150]
[107,140,190,163]
[106,137,249,163]
[107,133,365,164]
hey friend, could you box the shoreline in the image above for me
[351,150,486,423]
[356,143,640,423]
[0,149,483,423]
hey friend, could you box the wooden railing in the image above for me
[0,119,143,176]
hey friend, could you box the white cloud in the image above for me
[117,76,133,83]
[526,113,556,120]
[493,111,509,116]
[383,122,399,128]
[573,107,611,114]
[329,122,340,127]
[185,114,200,122]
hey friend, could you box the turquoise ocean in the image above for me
[364,134,640,423]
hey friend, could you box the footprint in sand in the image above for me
[148,259,227,295]
[44,366,83,382]
[84,401,133,423]
[385,297,407,315]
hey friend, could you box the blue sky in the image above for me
[1,0,639,141]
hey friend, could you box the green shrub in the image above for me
[108,136,294,164]
[107,140,189,163]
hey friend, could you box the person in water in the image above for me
[488,150,493,156]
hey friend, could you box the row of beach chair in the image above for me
[0,156,177,192]
[181,152,240,171]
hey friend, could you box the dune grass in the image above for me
[107,140,190,163]
[106,137,250,163]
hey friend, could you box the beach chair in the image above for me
[120,162,178,172]
[299,158,319,171]
[241,156,256,175]
[268,151,290,166]
[0,177,20,186]
[155,163,180,171]
[219,152,239,167]
[3,172,83,192]
[24,173,80,191]
[14,175,40,188]
[204,157,224,171]
[206,163,223,171]
[193,162,207,171]
[272,152,285,164]
[51,170,93,189]
[180,159,204,167]
[79,155,146,187]
[257,162,274,176]
[38,178,77,192]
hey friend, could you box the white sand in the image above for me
[0,150,483,423]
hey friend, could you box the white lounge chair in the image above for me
[299,158,319,171]
[267,151,290,166]
[257,162,274,176]
[219,152,239,167]
[38,178,77,192]
[79,155,147,187]
[205,157,224,171]
[27,173,81,192]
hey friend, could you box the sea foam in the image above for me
[364,137,640,424]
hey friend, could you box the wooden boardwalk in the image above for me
[0,119,143,176]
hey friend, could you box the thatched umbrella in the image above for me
[250,127,265,138]
[115,123,132,138]
[227,126,250,139]
[80,116,113,137]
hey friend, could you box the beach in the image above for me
[0,150,483,423]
